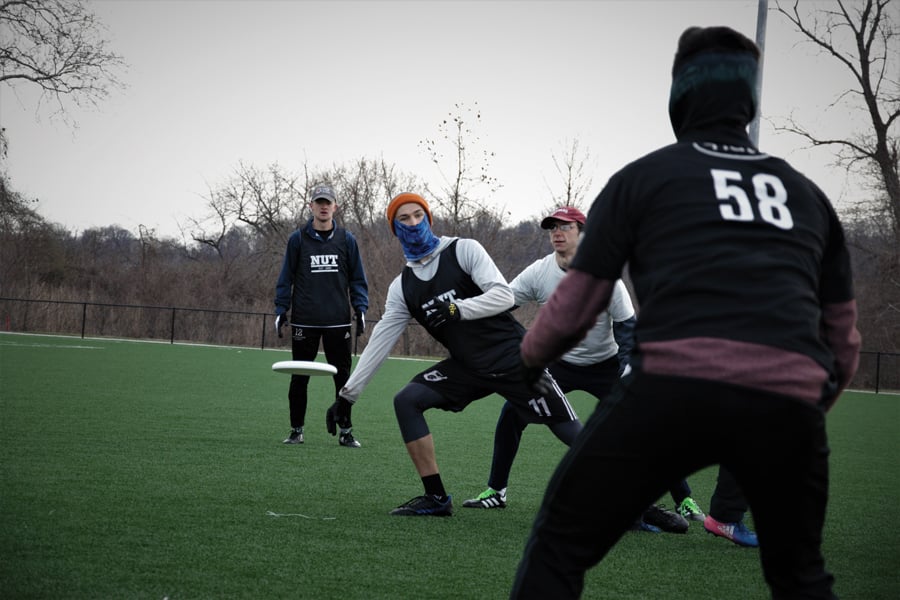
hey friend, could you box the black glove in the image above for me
[275,312,289,338]
[355,311,366,337]
[326,396,353,435]
[521,360,556,398]
[425,298,461,328]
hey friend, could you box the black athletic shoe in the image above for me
[339,430,361,448]
[283,428,304,444]
[389,494,453,516]
[642,504,689,534]
[630,519,662,533]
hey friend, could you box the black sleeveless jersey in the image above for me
[401,240,525,375]
[291,227,352,327]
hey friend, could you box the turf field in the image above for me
[1,333,897,599]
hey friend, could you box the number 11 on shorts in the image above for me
[528,397,551,417]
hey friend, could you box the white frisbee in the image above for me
[271,361,337,376]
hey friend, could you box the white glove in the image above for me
[275,313,288,338]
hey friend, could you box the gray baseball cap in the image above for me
[311,184,336,203]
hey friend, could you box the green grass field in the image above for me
[1,333,897,599]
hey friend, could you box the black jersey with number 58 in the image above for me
[573,137,852,376]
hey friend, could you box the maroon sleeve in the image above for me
[821,299,861,409]
[817,200,860,409]
[521,270,616,367]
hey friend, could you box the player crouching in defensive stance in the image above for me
[328,192,582,516]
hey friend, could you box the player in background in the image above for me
[511,26,860,599]
[274,183,368,448]
[464,206,703,534]
[331,192,581,516]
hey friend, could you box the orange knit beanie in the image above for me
[386,192,433,236]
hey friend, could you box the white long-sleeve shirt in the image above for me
[340,236,515,403]
[510,253,634,366]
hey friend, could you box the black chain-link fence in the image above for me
[1,297,896,393]
[0,297,445,359]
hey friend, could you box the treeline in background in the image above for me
[2,155,898,367]
[0,157,558,357]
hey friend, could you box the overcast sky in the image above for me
[1,0,862,238]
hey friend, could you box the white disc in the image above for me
[271,360,338,376]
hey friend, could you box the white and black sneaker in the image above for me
[463,487,507,509]
[339,430,361,448]
[283,427,304,444]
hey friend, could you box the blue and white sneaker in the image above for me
[703,515,759,547]
[390,494,453,517]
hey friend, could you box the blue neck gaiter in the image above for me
[394,218,440,261]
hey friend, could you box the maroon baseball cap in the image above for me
[540,206,587,229]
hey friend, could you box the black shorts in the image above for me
[550,356,620,402]
[410,358,578,424]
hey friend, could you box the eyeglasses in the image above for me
[548,223,577,232]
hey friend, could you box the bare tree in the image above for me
[0,0,126,280]
[543,137,595,214]
[188,162,307,257]
[0,0,127,300]
[186,185,231,261]
[186,157,426,321]
[773,0,899,240]
[0,0,126,121]
[418,102,506,240]
[773,0,900,351]
[324,157,423,318]
[0,171,40,232]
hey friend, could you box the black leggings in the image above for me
[393,382,443,443]
[287,325,351,427]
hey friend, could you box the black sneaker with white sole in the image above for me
[390,494,453,516]
[339,430,361,448]
[283,428,304,444]
[642,504,689,534]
